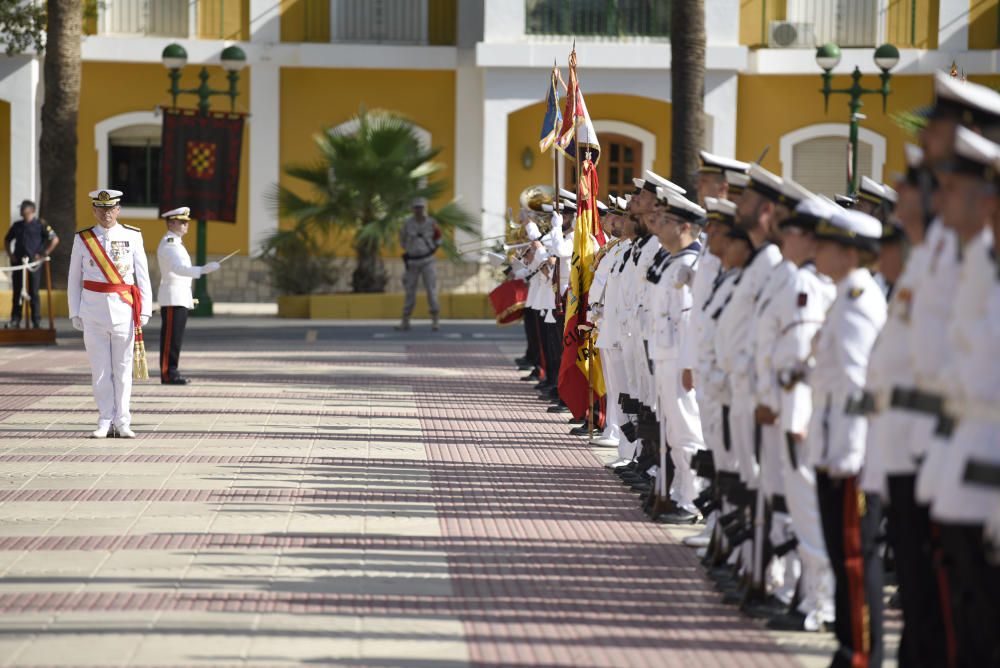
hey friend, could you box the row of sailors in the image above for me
[508,69,1000,668]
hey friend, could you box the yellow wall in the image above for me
[0,100,9,224]
[77,62,250,255]
[735,73,1000,181]
[740,0,786,47]
[969,0,1000,49]
[505,94,672,215]
[886,0,938,48]
[280,0,330,43]
[198,0,250,41]
[279,68,457,257]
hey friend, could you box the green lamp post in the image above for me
[160,43,247,317]
[816,42,900,196]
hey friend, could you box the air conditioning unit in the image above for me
[768,21,816,48]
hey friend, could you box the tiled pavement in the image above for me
[0,321,895,667]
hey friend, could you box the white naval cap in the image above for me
[834,194,857,209]
[746,164,786,203]
[940,125,1000,181]
[634,169,685,195]
[933,71,1000,129]
[89,189,123,207]
[777,178,813,208]
[704,196,737,224]
[725,170,750,193]
[782,195,839,231]
[882,184,899,206]
[815,207,883,252]
[858,176,886,206]
[596,198,609,215]
[698,150,750,176]
[558,187,577,202]
[160,206,191,221]
[657,189,706,223]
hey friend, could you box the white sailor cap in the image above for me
[89,189,123,207]
[858,176,886,206]
[704,196,737,225]
[558,187,577,202]
[607,195,628,214]
[657,189,706,223]
[932,71,1000,129]
[781,196,838,232]
[160,206,191,221]
[699,150,750,176]
[596,199,609,215]
[634,169,685,195]
[815,207,882,252]
[882,184,899,206]
[777,178,813,208]
[938,125,1000,181]
[834,194,857,209]
[746,164,788,204]
[725,171,750,194]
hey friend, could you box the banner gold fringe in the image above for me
[133,328,149,380]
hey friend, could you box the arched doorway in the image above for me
[564,133,643,200]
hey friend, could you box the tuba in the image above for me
[518,184,556,236]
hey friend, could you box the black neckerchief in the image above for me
[632,234,652,266]
[704,267,737,312]
[646,248,671,284]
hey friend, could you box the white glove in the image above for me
[71,317,84,331]
[140,315,150,327]
[203,261,221,274]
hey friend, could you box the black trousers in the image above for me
[522,307,541,367]
[886,475,948,668]
[939,522,1000,667]
[541,309,564,387]
[10,267,41,325]
[159,306,189,381]
[817,472,884,668]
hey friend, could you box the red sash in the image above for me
[79,229,143,329]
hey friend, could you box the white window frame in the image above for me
[779,122,887,184]
[95,110,162,219]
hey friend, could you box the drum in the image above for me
[489,279,527,326]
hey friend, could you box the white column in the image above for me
[482,0,524,42]
[0,56,41,219]
[246,0,282,254]
[704,71,738,159]
[453,50,483,252]
[705,0,741,45]
[938,0,969,53]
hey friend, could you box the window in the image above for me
[564,133,643,201]
[791,136,874,197]
[108,125,161,208]
[103,0,188,36]
[526,0,671,38]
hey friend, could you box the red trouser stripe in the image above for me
[931,522,958,667]
[161,307,173,380]
[842,477,870,668]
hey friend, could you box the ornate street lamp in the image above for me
[161,43,247,316]
[816,42,900,196]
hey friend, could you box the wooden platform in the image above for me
[0,328,57,346]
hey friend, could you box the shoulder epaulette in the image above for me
[121,224,141,232]
[77,227,94,236]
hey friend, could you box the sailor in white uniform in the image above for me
[67,189,153,438]
[156,207,220,384]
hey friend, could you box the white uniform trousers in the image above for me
[759,423,798,604]
[83,319,135,429]
[598,347,637,458]
[655,358,706,513]
[619,335,640,411]
[781,433,834,626]
[729,393,760,488]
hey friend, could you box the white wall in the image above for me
[0,56,40,221]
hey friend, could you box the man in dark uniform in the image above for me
[5,200,59,328]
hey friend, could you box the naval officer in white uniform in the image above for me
[67,189,153,438]
[156,207,220,384]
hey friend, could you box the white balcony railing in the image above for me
[331,0,429,45]
[784,0,882,48]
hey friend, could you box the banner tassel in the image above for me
[133,327,149,381]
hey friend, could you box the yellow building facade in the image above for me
[1,0,998,303]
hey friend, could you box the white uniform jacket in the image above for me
[67,224,152,326]
[753,259,798,412]
[157,231,203,309]
[700,267,741,406]
[648,242,701,362]
[807,268,887,477]
[770,264,836,438]
[679,249,720,371]
[592,239,628,347]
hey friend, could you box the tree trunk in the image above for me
[352,240,387,293]
[670,0,706,196]
[38,0,82,288]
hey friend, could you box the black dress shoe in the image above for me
[766,610,828,633]
[533,381,551,391]
[741,595,788,619]
[161,376,190,385]
[514,356,530,367]
[569,425,599,437]
[520,370,540,381]
[630,481,653,493]
[657,509,700,525]
[547,403,571,414]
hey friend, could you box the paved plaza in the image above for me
[0,319,896,667]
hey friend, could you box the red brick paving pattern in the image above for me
[0,342,802,667]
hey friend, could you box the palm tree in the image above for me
[39,0,82,287]
[271,108,477,293]
[670,0,706,195]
